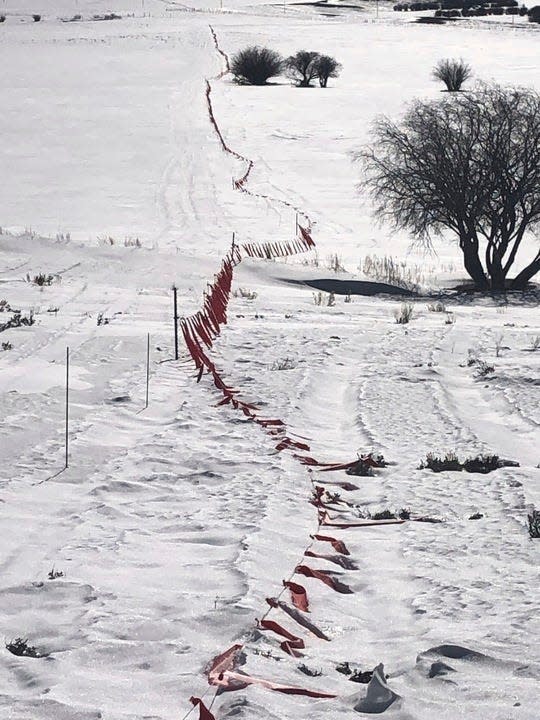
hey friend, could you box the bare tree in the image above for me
[359,83,540,291]
[231,46,283,86]
[286,51,320,87]
[315,55,342,88]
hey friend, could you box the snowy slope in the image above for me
[0,3,539,720]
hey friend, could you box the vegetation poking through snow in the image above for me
[233,288,258,300]
[336,661,375,683]
[28,273,56,286]
[1,341,13,351]
[270,357,296,370]
[298,663,323,677]
[370,509,397,520]
[326,253,346,273]
[420,451,464,472]
[360,254,423,292]
[420,452,516,473]
[474,360,495,378]
[346,453,387,477]
[313,291,335,307]
[5,638,42,658]
[528,510,540,538]
[0,311,35,333]
[48,567,64,580]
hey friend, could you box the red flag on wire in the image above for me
[312,534,350,556]
[258,619,305,657]
[266,598,330,640]
[283,580,309,612]
[304,550,357,570]
[190,697,216,720]
[218,671,336,698]
[295,565,353,594]
[322,519,406,529]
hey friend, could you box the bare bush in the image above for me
[432,58,472,92]
[231,46,283,86]
[285,51,320,87]
[315,55,342,88]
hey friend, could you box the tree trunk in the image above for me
[462,242,489,290]
[511,258,540,289]
[487,246,507,291]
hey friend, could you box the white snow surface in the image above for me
[0,2,539,720]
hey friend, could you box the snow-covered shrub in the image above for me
[233,287,257,300]
[394,302,414,324]
[270,357,296,370]
[428,301,446,312]
[231,46,283,86]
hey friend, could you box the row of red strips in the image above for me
[179,235,404,718]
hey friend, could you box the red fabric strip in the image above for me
[304,550,357,570]
[258,619,304,646]
[295,564,353,594]
[266,598,330,640]
[223,671,335,698]
[322,519,406,529]
[190,697,216,720]
[283,580,309,612]
[312,534,350,556]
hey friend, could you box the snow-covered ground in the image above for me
[0,3,539,719]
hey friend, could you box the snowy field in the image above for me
[0,2,539,719]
